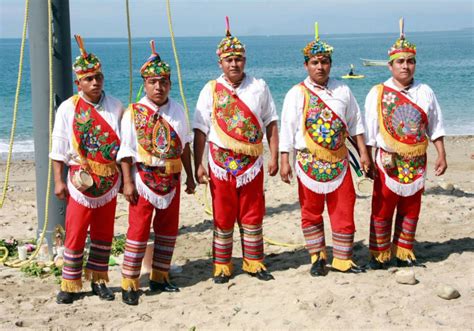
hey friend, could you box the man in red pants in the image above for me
[193,17,279,283]
[279,23,371,276]
[364,19,447,269]
[118,41,195,305]
[50,35,124,304]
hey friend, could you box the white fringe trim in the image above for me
[208,149,263,188]
[67,173,121,208]
[376,150,425,197]
[134,169,176,209]
[295,160,347,194]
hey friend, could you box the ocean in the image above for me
[1,30,473,156]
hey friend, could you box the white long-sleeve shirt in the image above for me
[364,77,446,151]
[193,74,278,147]
[279,77,365,153]
[117,96,192,165]
[49,92,124,165]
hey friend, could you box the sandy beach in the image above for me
[0,135,473,330]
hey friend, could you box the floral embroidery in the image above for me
[210,143,257,177]
[69,166,118,197]
[297,150,346,183]
[380,150,426,184]
[137,164,179,195]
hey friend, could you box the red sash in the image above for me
[378,85,428,156]
[301,83,348,162]
[72,96,120,197]
[212,81,263,156]
[132,103,182,173]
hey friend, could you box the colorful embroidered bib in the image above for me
[211,81,263,156]
[378,84,428,156]
[132,103,182,173]
[72,95,120,196]
[209,142,258,177]
[301,84,348,162]
[296,149,347,183]
[136,163,179,196]
[379,149,426,185]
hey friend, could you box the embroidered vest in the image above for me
[132,102,182,195]
[71,95,120,198]
[211,81,264,157]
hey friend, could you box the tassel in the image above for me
[121,277,140,291]
[399,17,405,39]
[392,245,416,261]
[74,34,88,58]
[225,16,231,37]
[61,278,82,293]
[212,118,263,156]
[137,145,183,172]
[150,269,169,283]
[242,259,266,273]
[150,40,157,55]
[213,262,233,277]
[332,258,357,272]
[84,269,109,283]
[315,22,319,41]
[310,250,327,264]
[303,134,348,162]
[370,248,392,263]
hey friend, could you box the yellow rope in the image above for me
[263,237,305,248]
[125,0,133,105]
[0,0,30,208]
[12,0,54,268]
[165,0,190,129]
[0,247,9,263]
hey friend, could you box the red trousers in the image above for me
[298,170,356,262]
[122,184,180,284]
[369,165,423,261]
[62,196,116,291]
[209,168,265,267]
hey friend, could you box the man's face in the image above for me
[304,55,331,85]
[144,76,171,106]
[389,56,416,86]
[76,73,104,102]
[219,55,246,83]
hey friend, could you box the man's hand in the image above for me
[195,164,210,184]
[54,180,69,200]
[280,161,293,184]
[434,154,447,176]
[359,151,375,179]
[267,158,279,176]
[185,176,196,194]
[123,181,138,205]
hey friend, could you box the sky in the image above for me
[0,0,473,38]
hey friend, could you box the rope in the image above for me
[165,0,190,128]
[11,0,54,268]
[125,0,133,104]
[0,0,30,208]
[263,237,304,248]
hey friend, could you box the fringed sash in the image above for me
[301,84,348,162]
[70,95,121,207]
[211,81,264,157]
[132,102,182,208]
[208,142,263,188]
[377,84,428,156]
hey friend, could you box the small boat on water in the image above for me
[341,74,365,79]
[361,58,387,66]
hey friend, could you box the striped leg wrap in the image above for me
[61,248,84,292]
[369,217,392,262]
[302,223,326,255]
[152,234,177,273]
[85,239,111,283]
[213,226,234,265]
[332,232,354,261]
[392,215,418,261]
[121,239,147,282]
[241,224,264,262]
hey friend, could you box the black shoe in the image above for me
[310,259,328,277]
[248,269,274,281]
[342,264,366,274]
[213,273,230,284]
[56,291,74,304]
[366,258,387,270]
[122,288,139,306]
[396,258,426,268]
[149,280,180,292]
[91,282,115,301]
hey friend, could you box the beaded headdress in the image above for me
[302,22,334,62]
[216,16,246,59]
[73,35,102,80]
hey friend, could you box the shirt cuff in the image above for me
[49,152,68,163]
[117,146,137,163]
[192,123,209,135]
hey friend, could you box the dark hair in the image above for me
[305,55,332,64]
